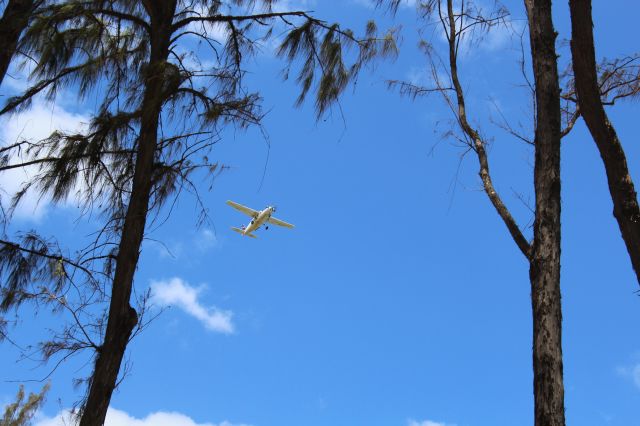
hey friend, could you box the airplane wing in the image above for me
[226,200,259,218]
[268,216,295,229]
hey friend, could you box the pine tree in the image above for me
[0,1,396,424]
[0,0,42,86]
[0,383,50,426]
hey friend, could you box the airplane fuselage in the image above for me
[242,206,275,235]
[227,200,294,238]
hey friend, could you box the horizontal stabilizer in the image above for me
[231,227,257,238]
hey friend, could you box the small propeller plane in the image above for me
[226,200,294,238]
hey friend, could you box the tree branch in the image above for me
[444,0,531,258]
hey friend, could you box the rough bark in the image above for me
[78,2,177,425]
[0,0,36,86]
[569,0,640,285]
[524,1,565,425]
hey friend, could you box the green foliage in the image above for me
[1,383,50,426]
[0,233,67,312]
[0,0,398,405]
[278,17,397,117]
[1,0,398,226]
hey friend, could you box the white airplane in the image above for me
[226,200,294,238]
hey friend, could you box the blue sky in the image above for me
[1,1,639,425]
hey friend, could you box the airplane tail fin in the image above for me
[231,227,257,238]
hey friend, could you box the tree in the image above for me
[0,1,395,424]
[524,1,564,423]
[382,0,565,424]
[568,0,640,286]
[1,383,49,426]
[0,0,41,86]
[0,0,85,347]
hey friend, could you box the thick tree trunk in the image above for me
[0,0,36,86]
[524,1,565,426]
[569,0,640,285]
[79,3,177,425]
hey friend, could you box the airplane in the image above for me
[226,200,294,238]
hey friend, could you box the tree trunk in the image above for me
[79,3,177,425]
[0,0,36,86]
[569,0,640,286]
[524,1,565,426]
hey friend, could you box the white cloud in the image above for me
[35,407,250,426]
[402,66,450,96]
[183,5,231,44]
[182,1,316,46]
[408,420,455,426]
[148,228,218,261]
[616,363,640,389]
[171,45,220,72]
[33,410,75,426]
[2,71,30,93]
[0,99,90,221]
[188,20,229,44]
[151,277,234,334]
[196,228,218,251]
[406,66,444,88]
[407,67,428,86]
[425,1,522,56]
[350,0,416,9]
[480,19,524,52]
[271,0,316,13]
[150,239,185,260]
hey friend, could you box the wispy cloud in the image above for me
[152,239,185,260]
[0,98,90,221]
[149,228,218,261]
[408,419,456,426]
[350,0,416,9]
[414,0,524,56]
[150,277,234,334]
[271,0,316,13]
[196,228,218,251]
[616,363,640,389]
[182,4,231,44]
[186,19,229,44]
[480,18,524,52]
[406,66,432,86]
[35,407,250,426]
[182,0,316,46]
